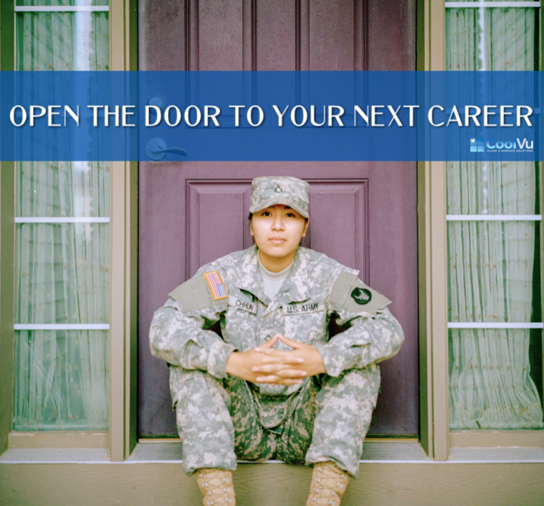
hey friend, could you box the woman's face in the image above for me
[250,204,309,268]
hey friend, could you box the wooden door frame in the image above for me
[417,0,544,459]
[416,0,448,461]
[0,0,139,460]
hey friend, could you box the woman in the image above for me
[149,176,404,506]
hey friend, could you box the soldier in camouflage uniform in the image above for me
[149,176,404,506]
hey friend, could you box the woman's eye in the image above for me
[261,211,271,216]
[286,212,296,218]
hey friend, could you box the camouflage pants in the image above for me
[172,367,379,477]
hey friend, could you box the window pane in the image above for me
[449,329,543,430]
[447,162,539,215]
[13,330,108,431]
[446,7,536,72]
[16,11,109,71]
[16,163,110,218]
[13,1,110,431]
[446,4,542,430]
[15,223,110,325]
[448,220,537,324]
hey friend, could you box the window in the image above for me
[12,0,110,431]
[445,1,543,430]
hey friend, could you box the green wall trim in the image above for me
[0,0,15,457]
[0,165,15,454]
[0,0,15,71]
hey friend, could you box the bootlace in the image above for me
[196,469,236,506]
[307,462,350,506]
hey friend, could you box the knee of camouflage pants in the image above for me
[305,366,380,478]
[171,368,237,475]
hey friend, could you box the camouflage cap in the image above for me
[249,176,310,218]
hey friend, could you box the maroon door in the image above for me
[138,0,417,437]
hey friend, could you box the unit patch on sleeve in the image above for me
[203,271,228,300]
[351,287,372,305]
[330,271,391,315]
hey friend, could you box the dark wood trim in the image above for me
[185,0,199,71]
[243,0,257,71]
[295,0,310,71]
[354,0,369,71]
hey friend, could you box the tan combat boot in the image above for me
[306,461,350,506]
[195,468,236,506]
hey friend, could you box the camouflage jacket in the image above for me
[149,245,404,397]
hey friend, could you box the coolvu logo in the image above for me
[516,139,534,150]
[470,138,485,152]
[470,138,534,153]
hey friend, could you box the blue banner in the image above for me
[0,71,541,161]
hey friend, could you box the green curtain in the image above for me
[16,10,109,70]
[446,5,543,429]
[13,10,110,430]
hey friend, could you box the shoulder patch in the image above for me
[330,271,358,307]
[203,271,228,300]
[169,272,224,312]
[330,271,391,316]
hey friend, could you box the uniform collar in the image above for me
[274,247,310,304]
[234,245,269,304]
[234,245,311,307]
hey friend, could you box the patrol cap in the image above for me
[249,176,310,218]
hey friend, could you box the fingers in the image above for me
[255,348,288,357]
[277,335,303,349]
[254,347,305,362]
[252,363,307,375]
[256,370,307,382]
[255,334,303,353]
[258,353,304,365]
[255,334,279,350]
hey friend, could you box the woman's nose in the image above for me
[271,216,284,230]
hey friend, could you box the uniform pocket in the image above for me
[282,299,328,346]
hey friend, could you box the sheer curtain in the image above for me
[13,7,110,430]
[446,3,543,429]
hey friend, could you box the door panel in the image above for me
[187,182,254,275]
[138,0,417,437]
[199,0,244,70]
[303,182,368,278]
[256,0,297,70]
[310,0,354,70]
[187,180,368,280]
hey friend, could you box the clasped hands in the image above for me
[225,334,326,386]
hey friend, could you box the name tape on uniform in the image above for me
[228,296,257,314]
[282,301,325,315]
[203,271,228,301]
